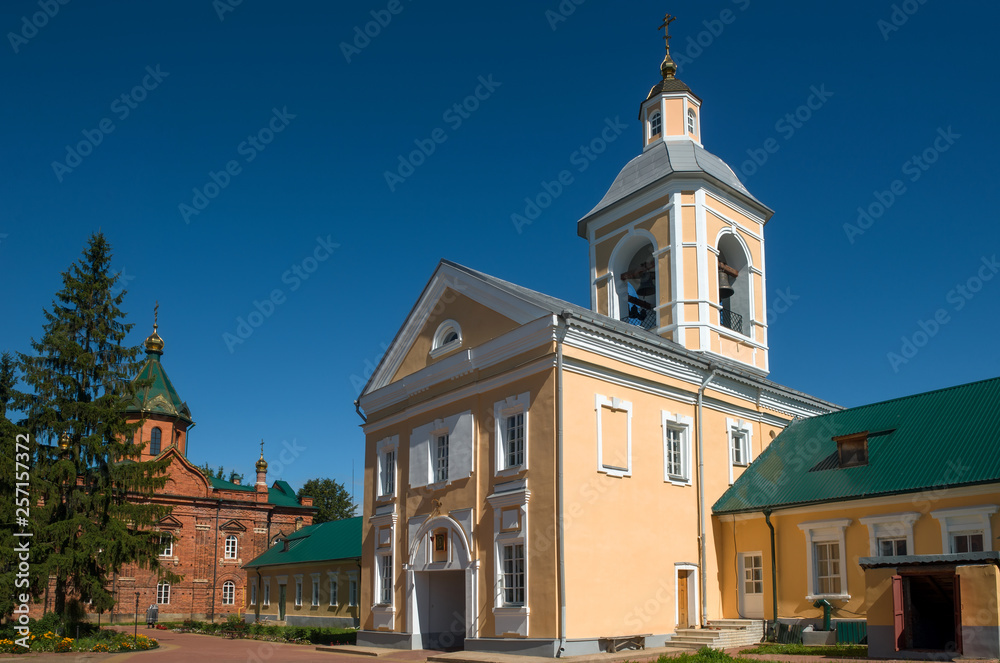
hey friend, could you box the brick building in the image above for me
[35,320,315,622]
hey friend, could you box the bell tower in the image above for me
[577,14,774,374]
[126,304,195,458]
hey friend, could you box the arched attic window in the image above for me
[613,240,657,331]
[687,108,697,136]
[649,111,662,138]
[717,234,751,338]
[430,319,462,358]
[150,427,161,455]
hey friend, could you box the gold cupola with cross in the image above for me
[577,14,775,374]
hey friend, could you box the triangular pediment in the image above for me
[157,446,212,496]
[360,261,554,397]
[220,519,247,532]
[156,515,183,530]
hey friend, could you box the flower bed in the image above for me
[0,630,159,654]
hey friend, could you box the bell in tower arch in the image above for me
[718,259,738,300]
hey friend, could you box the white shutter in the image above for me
[449,410,475,480]
[409,422,432,488]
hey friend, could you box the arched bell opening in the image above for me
[611,236,658,331]
[717,233,751,338]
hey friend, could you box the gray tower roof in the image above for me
[577,141,773,237]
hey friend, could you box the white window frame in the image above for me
[741,552,764,596]
[225,534,238,560]
[262,577,270,606]
[311,573,320,606]
[377,553,393,606]
[661,411,693,486]
[434,432,450,483]
[430,319,462,358]
[859,512,920,556]
[495,393,530,476]
[349,573,359,607]
[595,395,633,478]
[687,108,697,135]
[798,519,851,601]
[726,418,754,485]
[931,505,997,554]
[409,412,474,489]
[294,574,303,607]
[156,582,170,605]
[487,482,530,636]
[159,534,172,558]
[328,572,338,607]
[376,436,398,499]
[648,110,662,138]
[222,580,235,605]
[250,578,257,605]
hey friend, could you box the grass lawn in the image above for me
[739,643,868,658]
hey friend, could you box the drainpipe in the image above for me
[556,312,570,656]
[763,509,778,636]
[211,499,221,622]
[696,365,719,627]
[354,400,367,424]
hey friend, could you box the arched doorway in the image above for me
[406,515,477,651]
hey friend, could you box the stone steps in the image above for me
[667,620,764,650]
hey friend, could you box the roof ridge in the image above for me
[803,374,1000,421]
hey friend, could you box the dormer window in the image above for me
[687,108,697,136]
[430,319,462,358]
[834,432,869,468]
[648,111,662,138]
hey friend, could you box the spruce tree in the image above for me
[15,233,179,618]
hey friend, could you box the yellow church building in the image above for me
[355,17,840,656]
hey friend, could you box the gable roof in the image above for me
[243,517,362,568]
[577,141,772,236]
[713,376,1000,514]
[127,352,193,423]
[360,260,837,417]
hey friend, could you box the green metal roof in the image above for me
[206,476,310,509]
[127,351,193,423]
[713,376,1000,514]
[244,517,362,568]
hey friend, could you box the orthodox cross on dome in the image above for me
[260,439,265,456]
[659,13,676,55]
[657,12,678,80]
[153,300,159,331]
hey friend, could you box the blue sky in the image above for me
[2,1,998,502]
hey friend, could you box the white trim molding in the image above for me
[726,417,754,485]
[494,392,530,477]
[488,482,530,637]
[859,512,921,556]
[430,319,463,358]
[931,504,998,553]
[798,519,851,601]
[595,395,633,478]
[375,435,398,501]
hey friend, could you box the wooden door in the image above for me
[892,575,904,651]
[278,585,287,621]
[677,570,690,628]
[953,574,962,654]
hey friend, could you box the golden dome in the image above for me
[256,453,268,473]
[59,433,70,450]
[145,303,164,354]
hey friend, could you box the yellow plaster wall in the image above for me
[715,488,1000,622]
[251,560,360,624]
[664,98,684,136]
[392,291,520,383]
[863,567,896,627]
[958,564,1000,627]
[706,196,761,236]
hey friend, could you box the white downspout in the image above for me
[697,365,719,627]
[556,312,570,656]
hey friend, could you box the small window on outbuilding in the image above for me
[834,432,869,468]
